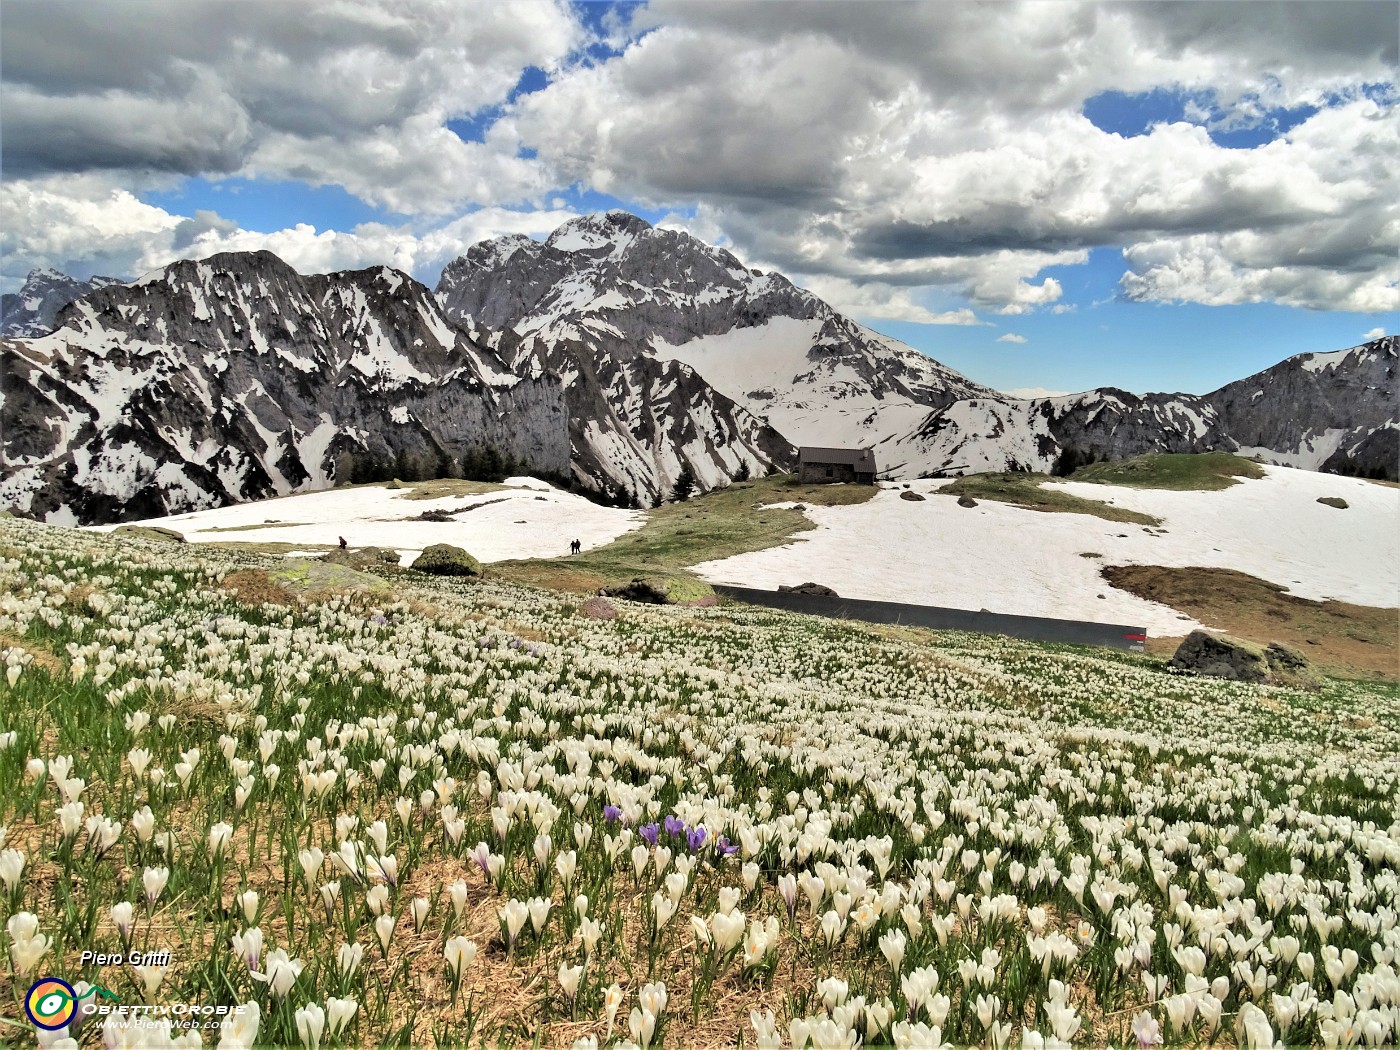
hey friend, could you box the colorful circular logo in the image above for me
[26,978,77,1031]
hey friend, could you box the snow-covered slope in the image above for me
[1,252,567,524]
[692,466,1399,634]
[92,477,642,564]
[437,211,994,499]
[877,339,1396,480]
[0,268,121,337]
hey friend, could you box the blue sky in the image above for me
[2,1,1395,396]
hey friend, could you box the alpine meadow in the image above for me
[1,2,1398,1049]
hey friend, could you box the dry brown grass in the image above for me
[205,541,336,557]
[1109,564,1399,681]
[218,569,297,608]
[0,629,67,677]
[400,479,508,501]
[200,521,313,533]
[492,564,610,597]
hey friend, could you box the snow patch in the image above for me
[693,466,1398,635]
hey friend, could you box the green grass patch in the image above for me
[491,473,877,594]
[199,521,313,533]
[940,473,1161,525]
[1068,451,1266,490]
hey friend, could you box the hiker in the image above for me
[339,536,347,550]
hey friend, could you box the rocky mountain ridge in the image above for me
[875,337,1396,479]
[3,212,1393,524]
[1,252,566,523]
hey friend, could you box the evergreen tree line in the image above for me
[335,446,776,505]
[1051,445,1100,477]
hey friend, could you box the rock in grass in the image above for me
[267,559,391,598]
[581,596,618,620]
[606,575,716,606]
[1265,641,1309,672]
[323,546,402,570]
[111,525,186,544]
[1168,630,1268,682]
[410,543,482,576]
[1316,496,1348,509]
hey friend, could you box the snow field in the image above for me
[692,466,1398,636]
[91,478,644,565]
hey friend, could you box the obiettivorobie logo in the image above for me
[25,977,119,1031]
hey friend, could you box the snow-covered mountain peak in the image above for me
[1,268,122,338]
[435,210,998,498]
[545,211,653,256]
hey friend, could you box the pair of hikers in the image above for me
[569,539,581,555]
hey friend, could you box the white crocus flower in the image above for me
[251,948,304,999]
[373,913,395,953]
[444,936,477,982]
[325,997,357,1038]
[336,942,363,980]
[294,1002,325,1050]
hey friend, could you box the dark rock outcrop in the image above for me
[605,575,716,606]
[1168,630,1268,682]
[778,582,839,597]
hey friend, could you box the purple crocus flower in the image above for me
[663,815,686,838]
[603,804,622,824]
[687,827,707,851]
[715,836,739,857]
[638,823,660,846]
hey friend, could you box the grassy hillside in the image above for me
[490,474,876,594]
[0,517,1395,1047]
[938,473,1162,525]
[1068,451,1267,490]
[935,451,1274,523]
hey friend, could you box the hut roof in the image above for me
[798,447,877,472]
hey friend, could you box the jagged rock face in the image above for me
[1208,336,1398,477]
[437,211,992,498]
[1,252,567,524]
[0,269,121,337]
[5,213,1392,526]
